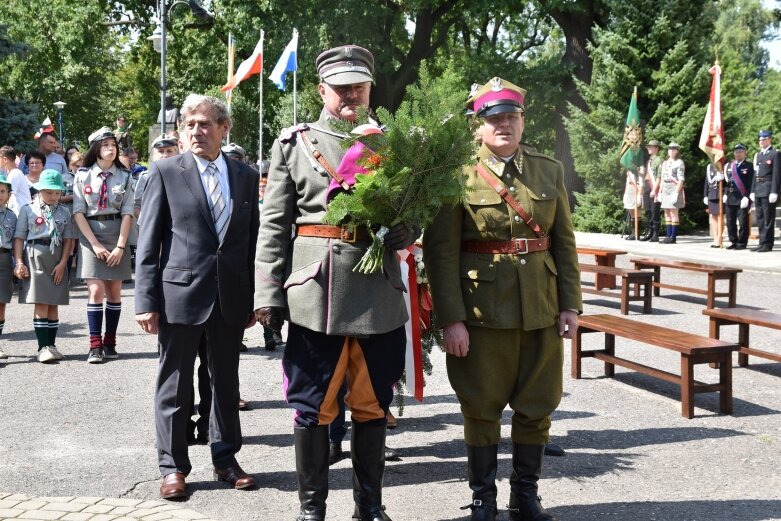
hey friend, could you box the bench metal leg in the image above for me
[737,323,750,367]
[719,353,733,414]
[681,354,694,419]
[604,334,615,377]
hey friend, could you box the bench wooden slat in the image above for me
[631,258,740,308]
[633,258,742,274]
[702,307,781,367]
[703,308,781,329]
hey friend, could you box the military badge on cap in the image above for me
[734,143,747,150]
[758,130,772,138]
[466,77,526,118]
[88,126,115,145]
[316,45,374,86]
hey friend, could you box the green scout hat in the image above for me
[647,139,661,147]
[316,45,374,86]
[667,142,681,149]
[0,173,12,191]
[88,126,115,145]
[34,169,66,192]
[466,77,526,118]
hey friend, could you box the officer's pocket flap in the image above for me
[466,190,502,206]
[284,260,322,289]
[161,267,192,284]
[460,263,496,281]
[543,255,558,275]
[528,188,557,202]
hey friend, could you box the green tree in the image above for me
[0,25,38,148]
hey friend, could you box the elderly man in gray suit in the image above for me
[136,94,259,500]
[255,45,415,521]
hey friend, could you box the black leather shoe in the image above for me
[735,245,746,250]
[756,245,772,252]
[726,244,737,250]
[329,442,343,465]
[544,443,565,457]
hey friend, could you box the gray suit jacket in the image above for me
[136,151,259,326]
[254,109,408,336]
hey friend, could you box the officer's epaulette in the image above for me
[521,145,559,164]
[279,123,310,144]
[482,154,503,171]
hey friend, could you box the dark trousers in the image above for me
[187,334,212,438]
[283,323,405,428]
[754,197,777,247]
[155,301,243,476]
[726,204,750,247]
[329,382,348,444]
[645,202,660,233]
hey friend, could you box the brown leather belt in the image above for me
[296,224,372,243]
[462,237,551,255]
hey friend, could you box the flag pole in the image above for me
[226,32,234,143]
[259,29,264,162]
[293,28,298,125]
[633,86,639,240]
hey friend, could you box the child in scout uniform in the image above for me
[0,174,18,361]
[659,142,686,244]
[12,169,76,363]
[72,127,134,364]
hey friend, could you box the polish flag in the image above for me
[220,37,263,92]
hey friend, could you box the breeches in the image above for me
[283,323,406,428]
[447,325,563,447]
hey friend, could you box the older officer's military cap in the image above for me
[647,139,661,147]
[758,130,772,138]
[153,134,178,149]
[88,126,115,145]
[316,45,374,86]
[734,143,747,151]
[466,77,526,118]
[222,142,246,160]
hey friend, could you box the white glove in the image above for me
[703,196,709,206]
[750,193,755,202]
[723,194,728,203]
[740,197,749,209]
[770,193,778,204]
[715,172,725,182]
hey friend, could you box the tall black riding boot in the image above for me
[507,444,556,521]
[294,426,330,521]
[351,421,392,521]
[460,445,498,521]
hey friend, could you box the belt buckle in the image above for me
[514,238,528,255]
[340,225,357,243]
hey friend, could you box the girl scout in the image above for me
[13,170,76,363]
[659,142,686,244]
[72,127,134,364]
[0,174,17,361]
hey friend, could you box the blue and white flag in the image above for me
[269,30,298,90]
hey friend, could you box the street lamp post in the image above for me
[53,101,66,144]
[147,0,212,135]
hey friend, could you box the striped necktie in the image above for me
[206,162,228,242]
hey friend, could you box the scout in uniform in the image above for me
[0,174,17,361]
[13,170,76,363]
[723,143,754,249]
[424,78,582,521]
[750,130,780,252]
[640,140,664,241]
[254,45,415,521]
[703,163,725,247]
[73,127,134,363]
[659,142,686,244]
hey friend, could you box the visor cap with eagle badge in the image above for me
[316,45,374,86]
[466,77,526,118]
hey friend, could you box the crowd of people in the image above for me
[622,136,781,250]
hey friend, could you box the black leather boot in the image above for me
[351,421,392,521]
[294,426,329,521]
[507,444,556,521]
[460,444,498,521]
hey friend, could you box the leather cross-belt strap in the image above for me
[296,224,372,243]
[462,237,551,255]
[299,130,352,192]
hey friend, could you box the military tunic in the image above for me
[724,159,754,248]
[752,147,781,248]
[73,164,134,280]
[0,207,17,303]
[660,158,685,209]
[14,200,76,305]
[423,144,582,446]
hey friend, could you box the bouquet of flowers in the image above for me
[323,65,474,274]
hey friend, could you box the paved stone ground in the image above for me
[0,233,780,520]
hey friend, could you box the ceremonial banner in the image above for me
[398,247,424,402]
[221,36,263,92]
[699,62,725,167]
[34,117,55,140]
[619,87,645,171]
[269,30,298,90]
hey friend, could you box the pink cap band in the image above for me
[473,89,524,113]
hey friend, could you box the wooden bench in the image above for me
[577,247,627,290]
[572,314,739,418]
[703,308,781,367]
[579,264,653,315]
[631,258,741,308]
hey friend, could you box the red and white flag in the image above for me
[699,62,725,167]
[398,247,424,402]
[220,37,263,92]
[33,117,55,140]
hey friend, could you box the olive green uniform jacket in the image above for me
[424,144,582,331]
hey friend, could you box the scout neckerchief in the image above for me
[0,207,5,243]
[98,171,113,209]
[40,201,62,254]
[731,160,748,196]
[475,162,547,239]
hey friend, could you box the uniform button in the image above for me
[542,193,547,197]
[520,259,527,265]
[509,187,516,193]
[514,216,521,222]
[480,198,486,203]
[310,138,318,144]
[216,249,222,255]
[332,246,340,252]
[505,174,511,179]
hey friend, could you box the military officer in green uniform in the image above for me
[424,78,582,521]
